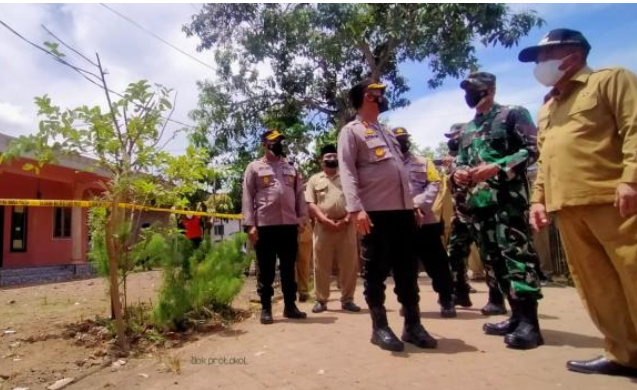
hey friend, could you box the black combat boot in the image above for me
[483,296,519,335]
[505,299,544,349]
[260,300,273,325]
[401,304,438,349]
[481,286,507,316]
[283,303,307,319]
[370,306,404,352]
[439,296,457,318]
[453,280,473,308]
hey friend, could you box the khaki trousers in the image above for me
[313,222,358,304]
[468,244,484,277]
[533,226,552,275]
[295,238,313,294]
[556,204,637,368]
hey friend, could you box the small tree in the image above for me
[1,63,211,350]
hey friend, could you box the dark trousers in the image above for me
[362,210,419,308]
[416,222,454,302]
[190,237,202,249]
[255,225,298,308]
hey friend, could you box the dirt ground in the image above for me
[1,273,637,390]
[0,271,255,390]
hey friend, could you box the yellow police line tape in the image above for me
[0,199,243,220]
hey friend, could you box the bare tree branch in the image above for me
[96,53,124,151]
[41,24,98,66]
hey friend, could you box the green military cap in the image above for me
[444,123,466,138]
[460,72,496,90]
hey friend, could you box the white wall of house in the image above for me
[211,219,242,242]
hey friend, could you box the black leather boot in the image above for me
[283,303,307,319]
[454,291,473,308]
[439,297,457,318]
[401,304,438,349]
[260,300,273,324]
[483,297,519,335]
[481,286,507,315]
[370,306,404,352]
[504,299,544,349]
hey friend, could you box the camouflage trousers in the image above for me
[471,203,542,300]
[447,217,475,296]
[447,217,500,301]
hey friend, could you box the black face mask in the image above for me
[447,139,459,153]
[269,141,285,157]
[324,159,338,169]
[465,90,487,108]
[399,140,410,154]
[374,95,389,113]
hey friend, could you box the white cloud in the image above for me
[0,102,31,128]
[508,3,611,22]
[386,83,547,150]
[0,3,213,154]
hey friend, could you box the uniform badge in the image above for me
[365,128,376,137]
[374,147,385,158]
[262,176,272,185]
[288,175,295,183]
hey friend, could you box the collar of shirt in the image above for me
[319,171,340,180]
[547,66,594,103]
[474,102,501,124]
[355,114,381,130]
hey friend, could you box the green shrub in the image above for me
[153,232,251,331]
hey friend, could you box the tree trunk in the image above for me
[105,195,128,351]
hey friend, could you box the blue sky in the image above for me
[1,3,636,155]
[387,3,637,149]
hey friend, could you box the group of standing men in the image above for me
[242,28,637,378]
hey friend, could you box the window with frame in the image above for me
[53,207,72,239]
[10,206,28,252]
[213,224,225,236]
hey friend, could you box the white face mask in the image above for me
[534,59,566,87]
[186,215,193,220]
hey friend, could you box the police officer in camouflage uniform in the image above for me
[445,123,507,315]
[454,72,544,349]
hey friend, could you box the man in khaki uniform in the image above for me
[521,28,637,377]
[305,144,361,313]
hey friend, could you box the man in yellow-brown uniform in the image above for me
[520,28,637,377]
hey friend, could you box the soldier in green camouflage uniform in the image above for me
[444,123,507,315]
[454,72,543,350]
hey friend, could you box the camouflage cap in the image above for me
[460,72,496,90]
[392,126,409,138]
[444,123,466,138]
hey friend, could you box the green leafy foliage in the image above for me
[184,3,544,208]
[153,233,252,331]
